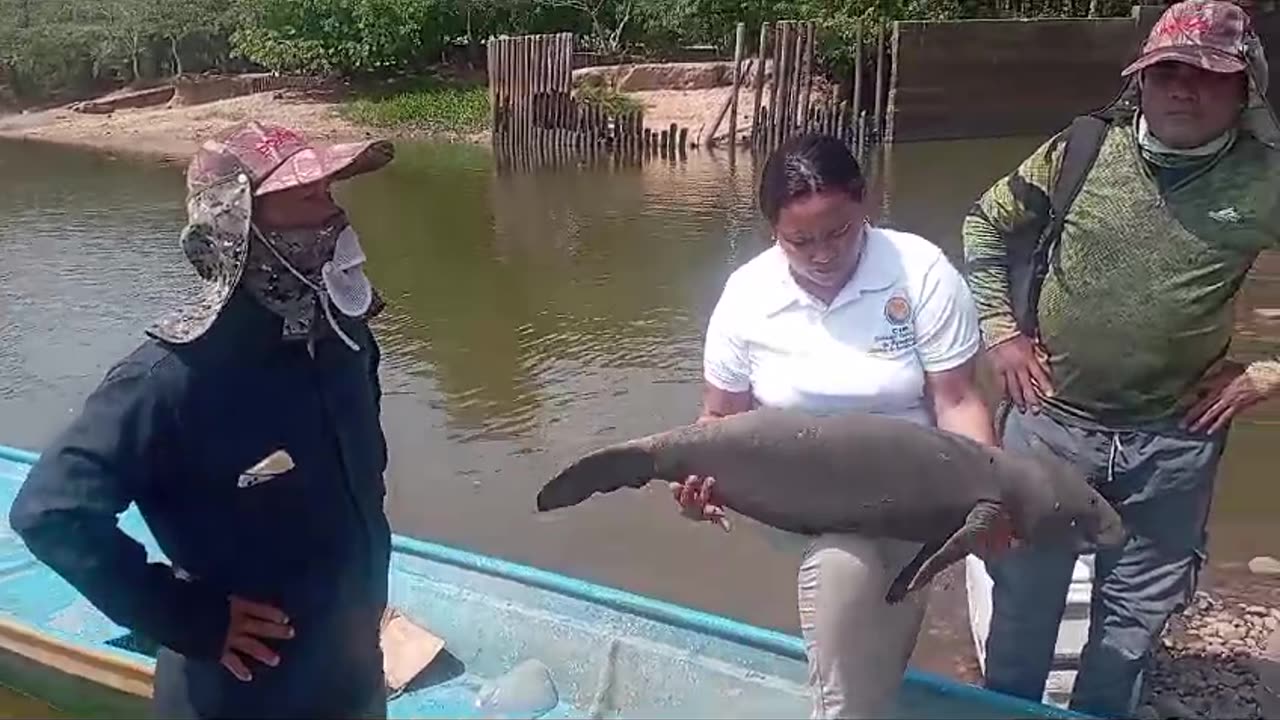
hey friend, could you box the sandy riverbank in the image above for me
[0,84,755,164]
[0,90,488,164]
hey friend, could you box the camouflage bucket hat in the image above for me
[148,121,394,344]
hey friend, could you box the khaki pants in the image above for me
[796,533,929,719]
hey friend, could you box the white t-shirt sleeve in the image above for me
[913,251,981,373]
[703,280,752,393]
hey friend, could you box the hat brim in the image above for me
[255,139,394,196]
[1122,45,1248,77]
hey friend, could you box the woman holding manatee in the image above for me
[671,133,1012,718]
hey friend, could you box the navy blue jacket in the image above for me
[9,290,391,718]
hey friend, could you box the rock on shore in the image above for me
[1137,591,1278,719]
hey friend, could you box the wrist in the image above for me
[979,315,1022,349]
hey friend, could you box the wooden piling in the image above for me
[785,22,798,143]
[797,22,813,136]
[487,30,695,169]
[487,38,497,131]
[752,22,769,147]
[704,55,750,148]
[852,27,863,140]
[726,21,746,150]
[873,23,886,144]
[766,22,782,150]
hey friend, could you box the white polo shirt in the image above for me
[703,225,981,428]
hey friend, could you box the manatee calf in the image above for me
[536,408,1126,603]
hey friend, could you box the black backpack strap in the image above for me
[1051,116,1108,231]
[1015,114,1109,338]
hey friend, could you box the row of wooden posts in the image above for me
[487,32,696,165]
[486,21,894,168]
[699,19,890,162]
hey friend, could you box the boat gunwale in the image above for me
[0,443,1094,720]
[0,615,153,699]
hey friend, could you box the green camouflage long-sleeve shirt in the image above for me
[962,117,1280,426]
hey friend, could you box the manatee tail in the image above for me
[535,444,658,512]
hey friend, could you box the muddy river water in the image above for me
[1,136,1277,699]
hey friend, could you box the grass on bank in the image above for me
[341,79,490,134]
[339,75,645,135]
[575,84,643,115]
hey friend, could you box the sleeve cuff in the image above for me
[704,369,750,394]
[979,315,1022,349]
[920,339,981,374]
[1247,359,1280,398]
[146,573,229,660]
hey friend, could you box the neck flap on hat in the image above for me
[1240,30,1280,149]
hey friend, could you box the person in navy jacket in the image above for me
[10,121,395,719]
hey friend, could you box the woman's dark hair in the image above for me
[758,134,866,224]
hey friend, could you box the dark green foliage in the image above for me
[0,0,1141,104]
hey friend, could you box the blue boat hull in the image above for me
[0,444,1093,719]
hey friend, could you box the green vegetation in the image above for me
[0,0,1140,106]
[341,80,491,133]
[577,84,644,115]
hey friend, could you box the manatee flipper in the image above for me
[885,500,1005,604]
[885,537,944,605]
[536,444,657,512]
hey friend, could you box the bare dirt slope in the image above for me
[0,92,384,162]
[628,86,759,145]
[0,83,756,163]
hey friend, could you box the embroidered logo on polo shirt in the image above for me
[870,290,917,356]
[884,293,912,325]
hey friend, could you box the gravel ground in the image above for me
[1138,590,1277,719]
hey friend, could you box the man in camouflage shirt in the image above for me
[962,1,1280,715]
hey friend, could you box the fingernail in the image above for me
[286,627,295,638]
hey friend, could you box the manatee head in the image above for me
[997,448,1126,552]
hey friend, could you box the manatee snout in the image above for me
[1045,464,1127,552]
[1077,492,1126,549]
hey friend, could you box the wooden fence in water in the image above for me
[486,33,695,169]
[746,19,889,161]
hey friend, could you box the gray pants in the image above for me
[797,534,928,719]
[980,405,1227,717]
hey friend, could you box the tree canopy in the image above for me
[0,0,1140,103]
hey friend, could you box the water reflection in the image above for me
[349,141,763,444]
[0,143,185,440]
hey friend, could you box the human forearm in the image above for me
[925,360,999,448]
[11,496,229,658]
[961,212,1022,348]
[698,383,752,423]
[8,361,228,659]
[961,131,1068,348]
[935,392,999,448]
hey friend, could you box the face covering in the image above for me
[241,213,379,352]
[1134,111,1237,169]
